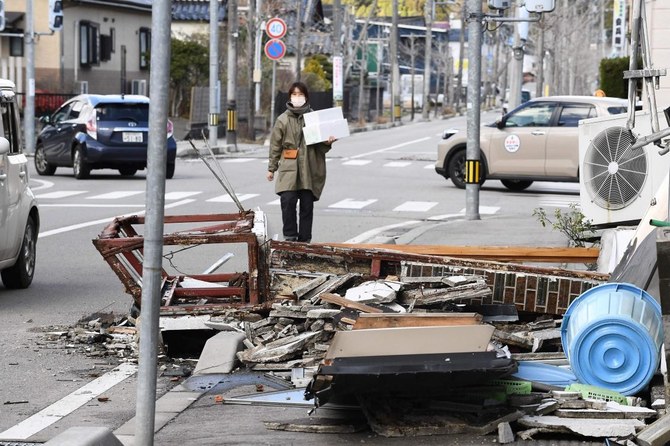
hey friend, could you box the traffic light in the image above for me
[48,0,63,32]
[0,0,6,32]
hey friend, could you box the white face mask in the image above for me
[291,96,306,107]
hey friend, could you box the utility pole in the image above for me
[254,0,263,114]
[226,0,238,148]
[209,0,220,150]
[135,0,171,443]
[25,0,35,154]
[296,0,302,81]
[409,34,416,121]
[508,4,527,111]
[455,5,465,113]
[422,0,432,120]
[391,0,400,123]
[332,0,342,107]
[464,0,481,221]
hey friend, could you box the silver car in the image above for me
[0,79,39,289]
[435,96,629,190]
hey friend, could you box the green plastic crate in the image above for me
[565,383,628,405]
[490,379,532,395]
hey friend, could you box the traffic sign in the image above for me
[264,39,286,60]
[265,18,287,39]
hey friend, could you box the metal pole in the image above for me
[24,0,35,154]
[295,0,302,81]
[422,0,432,120]
[410,35,415,121]
[254,11,264,113]
[509,4,526,111]
[209,0,220,150]
[226,0,238,148]
[270,60,277,129]
[465,0,481,221]
[333,0,342,107]
[391,0,400,123]
[135,0,171,444]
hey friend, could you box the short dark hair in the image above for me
[288,81,309,101]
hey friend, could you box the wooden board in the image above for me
[319,292,384,313]
[353,312,483,330]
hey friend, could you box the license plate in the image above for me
[122,132,143,143]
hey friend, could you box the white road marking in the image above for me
[424,163,435,169]
[30,179,54,191]
[456,206,501,215]
[38,199,195,238]
[344,137,431,160]
[342,159,372,166]
[40,203,145,208]
[267,198,281,205]
[0,363,137,440]
[345,220,421,244]
[220,158,256,163]
[207,193,259,203]
[328,198,377,209]
[164,191,202,200]
[87,191,144,200]
[393,201,437,212]
[540,198,580,208]
[35,191,87,199]
[384,161,412,168]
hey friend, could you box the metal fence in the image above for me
[16,92,77,118]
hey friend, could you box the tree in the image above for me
[170,37,209,117]
[302,55,333,91]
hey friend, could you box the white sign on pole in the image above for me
[333,56,343,102]
[265,18,287,39]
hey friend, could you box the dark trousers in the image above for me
[280,190,315,242]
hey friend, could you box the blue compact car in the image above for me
[35,94,177,179]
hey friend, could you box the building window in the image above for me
[139,27,151,70]
[80,21,100,66]
[9,36,23,57]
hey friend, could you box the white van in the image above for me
[0,79,39,288]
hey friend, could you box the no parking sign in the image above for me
[264,39,286,60]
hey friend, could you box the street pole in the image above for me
[254,1,263,114]
[455,5,465,114]
[391,0,400,123]
[508,4,527,111]
[270,60,277,129]
[226,0,238,148]
[209,0,220,150]
[465,0,481,221]
[296,0,302,81]
[422,0,432,120]
[135,0,171,443]
[24,0,35,154]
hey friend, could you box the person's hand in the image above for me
[266,171,274,181]
[325,136,337,145]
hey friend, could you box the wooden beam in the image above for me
[353,313,483,330]
[319,293,384,313]
[316,243,600,263]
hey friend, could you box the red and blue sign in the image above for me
[264,39,286,60]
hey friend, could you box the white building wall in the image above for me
[647,0,670,107]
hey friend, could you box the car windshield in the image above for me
[607,106,628,114]
[505,103,556,127]
[96,103,149,122]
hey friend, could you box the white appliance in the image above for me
[579,109,670,227]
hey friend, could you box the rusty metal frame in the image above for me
[92,211,265,315]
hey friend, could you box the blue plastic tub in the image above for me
[561,282,663,395]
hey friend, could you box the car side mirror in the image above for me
[39,115,51,125]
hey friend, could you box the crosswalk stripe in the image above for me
[34,191,87,199]
[220,158,256,163]
[384,161,412,167]
[393,201,437,212]
[87,191,144,200]
[164,191,202,200]
[342,160,372,166]
[207,193,259,203]
[329,198,377,209]
[424,163,435,169]
[267,198,280,205]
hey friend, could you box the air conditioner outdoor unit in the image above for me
[77,80,88,94]
[131,79,147,96]
[579,109,670,227]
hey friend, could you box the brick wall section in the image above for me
[401,261,604,316]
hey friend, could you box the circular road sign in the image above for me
[265,18,287,39]
[265,39,286,60]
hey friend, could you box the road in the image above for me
[0,112,580,443]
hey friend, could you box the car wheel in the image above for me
[34,144,56,176]
[119,168,138,176]
[501,179,533,191]
[166,163,175,179]
[73,146,90,179]
[447,150,485,189]
[1,215,37,289]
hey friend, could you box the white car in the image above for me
[0,79,39,289]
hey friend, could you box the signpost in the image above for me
[264,38,286,60]
[265,17,287,39]
[264,17,287,129]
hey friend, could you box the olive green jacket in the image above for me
[268,109,332,200]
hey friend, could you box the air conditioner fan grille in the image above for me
[584,126,647,210]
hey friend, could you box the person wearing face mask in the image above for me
[266,81,336,243]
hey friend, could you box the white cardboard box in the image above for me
[304,107,344,126]
[303,119,350,145]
